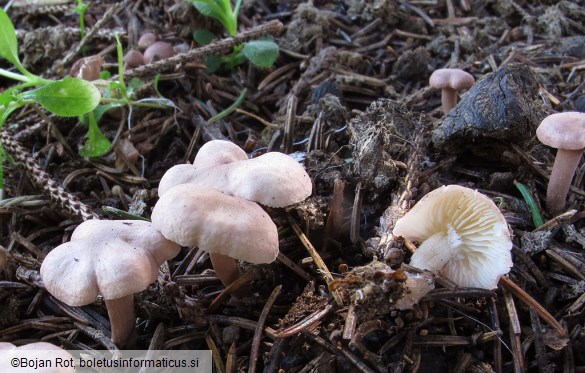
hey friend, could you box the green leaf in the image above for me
[79,112,111,157]
[242,39,279,68]
[0,8,21,68]
[514,181,544,228]
[209,88,246,123]
[92,103,124,123]
[127,77,145,97]
[193,29,217,45]
[192,1,223,20]
[21,78,101,116]
[0,89,24,128]
[205,55,222,74]
[191,0,236,35]
[0,145,4,190]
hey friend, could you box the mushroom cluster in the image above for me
[393,185,513,289]
[152,140,312,287]
[40,220,181,348]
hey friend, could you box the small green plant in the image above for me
[0,7,101,187]
[514,180,544,228]
[191,0,241,36]
[79,34,176,157]
[0,9,100,119]
[74,0,89,41]
[188,0,279,72]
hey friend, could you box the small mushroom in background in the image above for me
[429,68,475,115]
[158,140,312,207]
[69,54,104,81]
[393,185,513,290]
[536,112,585,214]
[40,220,181,348]
[123,49,145,69]
[138,32,158,50]
[152,184,279,287]
[0,342,74,372]
[143,41,175,63]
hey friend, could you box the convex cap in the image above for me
[158,140,312,207]
[536,112,585,150]
[152,184,279,264]
[429,68,475,91]
[40,220,181,306]
[393,185,512,289]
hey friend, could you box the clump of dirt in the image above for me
[392,46,430,81]
[279,3,327,53]
[345,0,400,25]
[432,63,549,157]
[19,26,78,73]
[348,99,418,201]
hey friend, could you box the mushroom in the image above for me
[393,185,512,289]
[40,220,180,348]
[138,32,158,49]
[0,342,74,372]
[158,140,312,207]
[536,112,585,214]
[69,55,104,81]
[151,183,279,287]
[143,41,175,63]
[123,50,145,69]
[429,68,475,115]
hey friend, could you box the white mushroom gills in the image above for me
[393,185,513,289]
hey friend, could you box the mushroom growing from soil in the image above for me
[143,41,175,63]
[536,112,585,214]
[153,140,312,287]
[138,32,158,49]
[392,185,512,289]
[0,342,74,372]
[158,140,312,207]
[69,55,104,81]
[152,184,279,287]
[123,50,145,69]
[40,220,180,348]
[429,68,475,115]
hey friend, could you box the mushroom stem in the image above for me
[546,149,582,214]
[409,227,462,273]
[105,295,136,348]
[209,252,241,288]
[441,88,458,115]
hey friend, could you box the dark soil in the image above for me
[1,0,585,372]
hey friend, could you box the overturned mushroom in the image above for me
[158,140,312,207]
[40,220,180,348]
[393,185,512,289]
[152,183,279,287]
